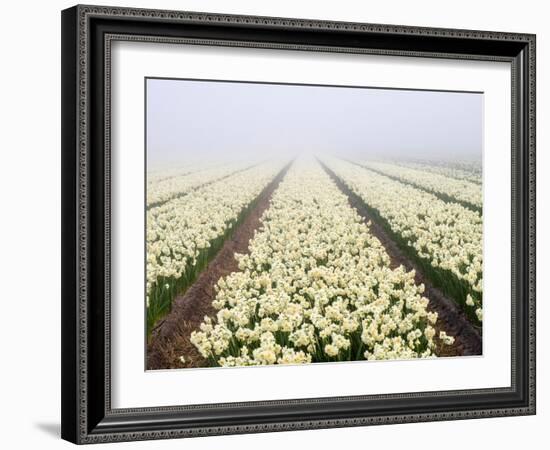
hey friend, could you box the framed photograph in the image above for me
[61,4,536,444]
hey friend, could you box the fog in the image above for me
[146,78,482,169]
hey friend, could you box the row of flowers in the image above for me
[322,157,483,325]
[358,160,482,210]
[395,160,482,185]
[147,160,260,207]
[147,160,223,185]
[190,160,450,367]
[146,161,285,333]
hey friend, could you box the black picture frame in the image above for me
[61,4,536,444]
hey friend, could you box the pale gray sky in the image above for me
[146,78,482,167]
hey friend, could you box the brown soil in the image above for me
[322,163,482,357]
[146,165,290,370]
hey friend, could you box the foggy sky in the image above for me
[146,78,482,168]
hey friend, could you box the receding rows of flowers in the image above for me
[323,157,482,326]
[395,161,482,185]
[147,160,222,185]
[147,160,260,207]
[357,160,482,212]
[190,161,451,367]
[146,161,286,334]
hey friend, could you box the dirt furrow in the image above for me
[146,163,291,370]
[321,162,482,357]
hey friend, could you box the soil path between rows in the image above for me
[147,164,290,370]
[321,162,482,357]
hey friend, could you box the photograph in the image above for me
[145,78,484,370]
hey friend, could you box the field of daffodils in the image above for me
[146,156,483,367]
